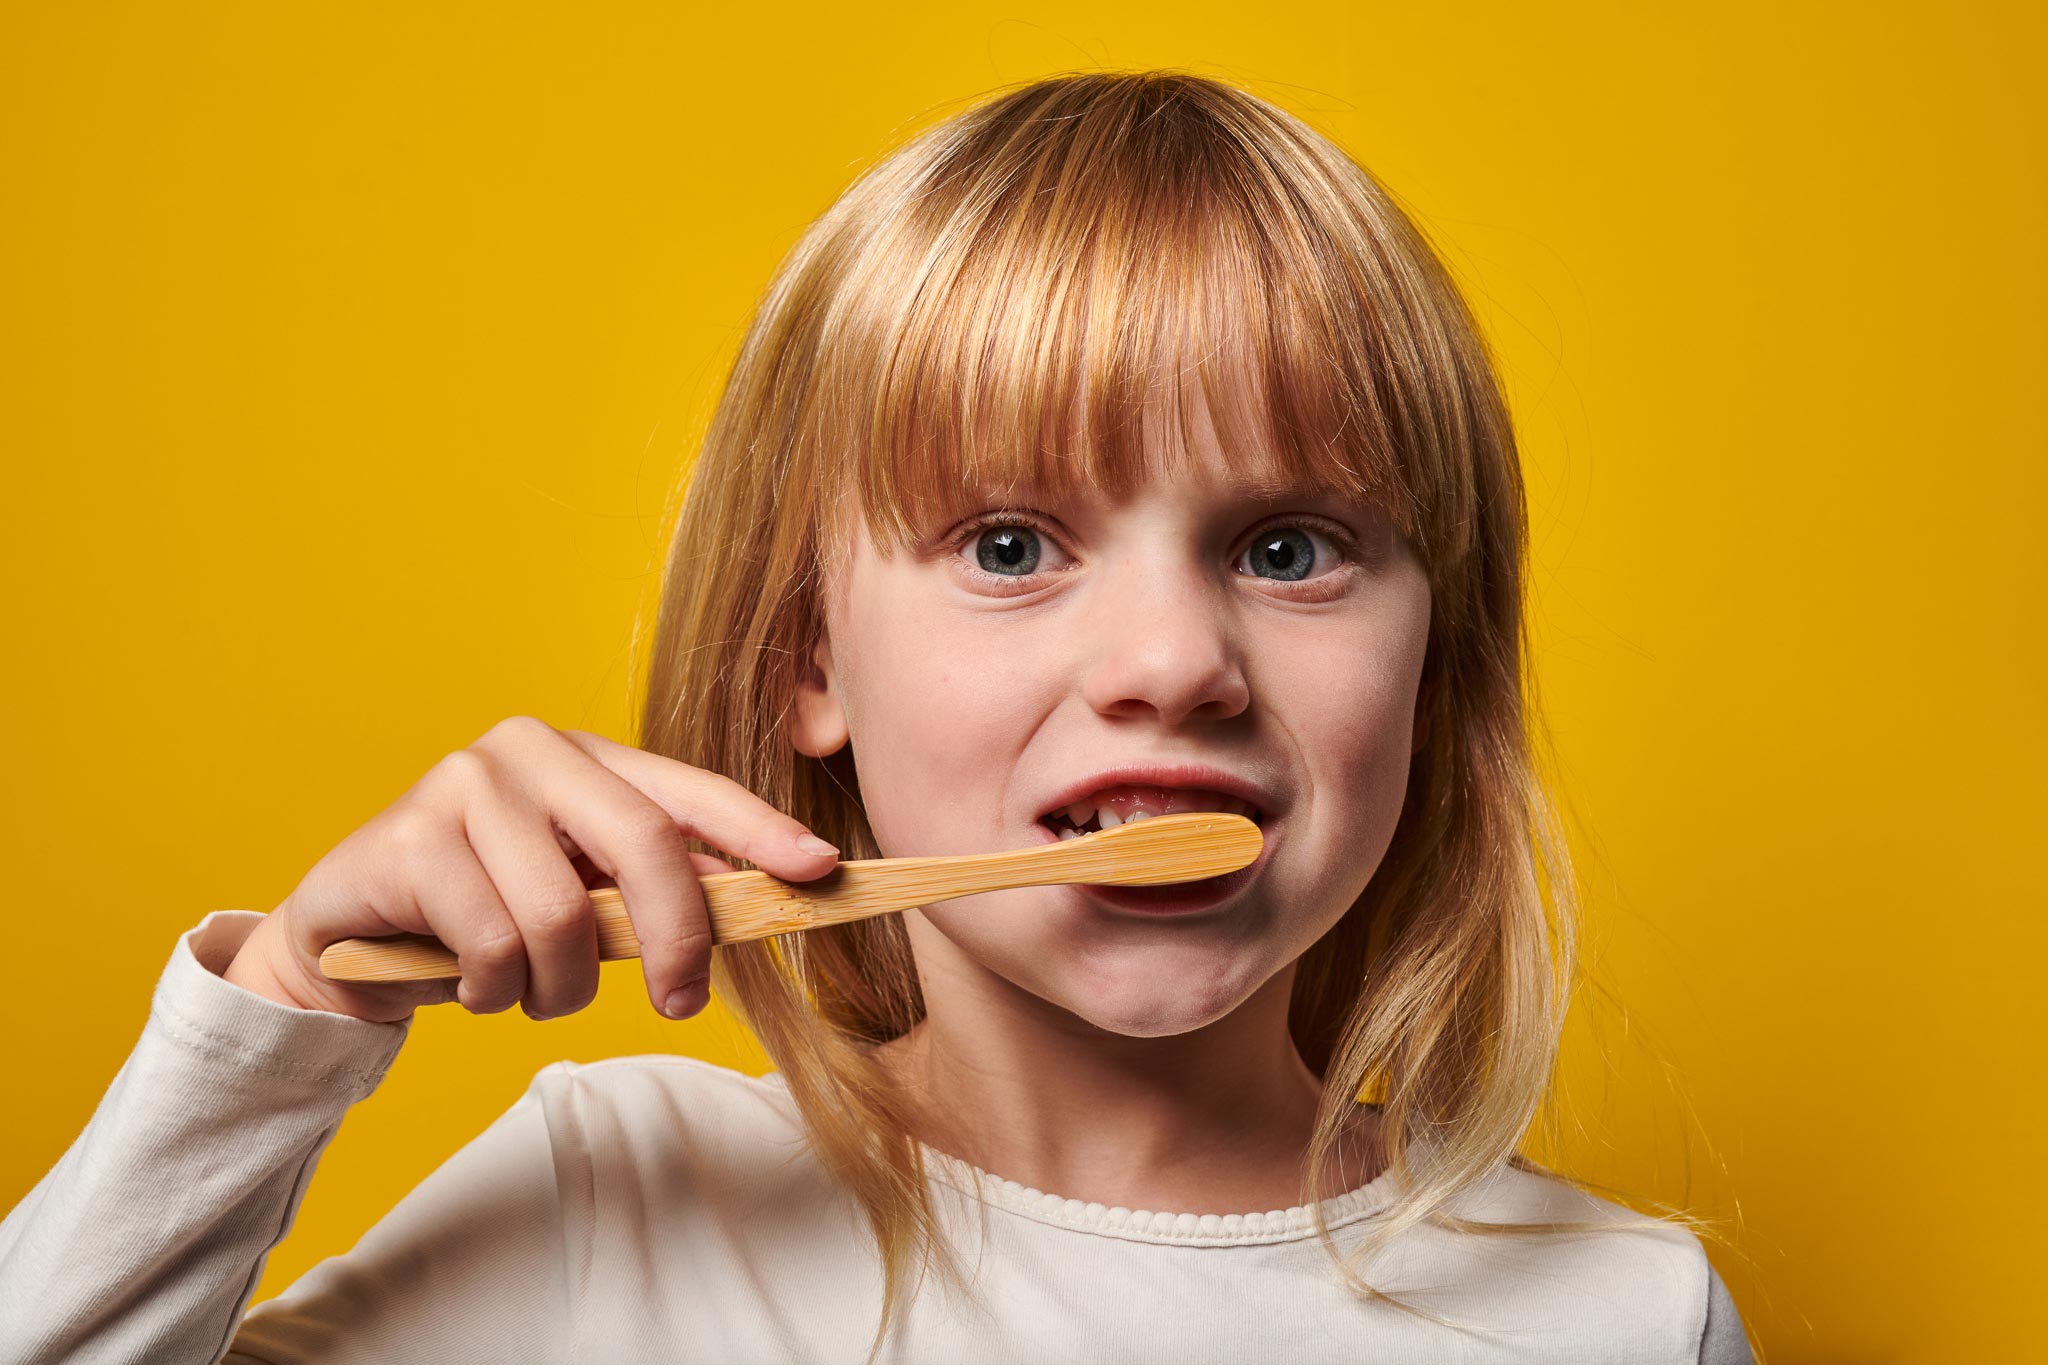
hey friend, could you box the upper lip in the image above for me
[1033,763,1282,825]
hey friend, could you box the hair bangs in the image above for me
[807,76,1425,566]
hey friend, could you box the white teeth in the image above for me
[1057,826,1082,840]
[1047,789,1264,830]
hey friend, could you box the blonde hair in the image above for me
[635,68,1732,1363]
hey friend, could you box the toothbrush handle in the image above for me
[316,811,1260,982]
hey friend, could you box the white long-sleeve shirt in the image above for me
[0,910,1756,1363]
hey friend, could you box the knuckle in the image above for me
[617,805,685,861]
[522,882,593,937]
[648,921,714,975]
[383,807,445,861]
[434,747,492,789]
[468,922,527,968]
[483,714,553,748]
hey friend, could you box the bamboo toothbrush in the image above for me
[318,810,1262,983]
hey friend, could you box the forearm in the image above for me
[0,911,410,1364]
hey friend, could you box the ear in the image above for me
[790,629,851,758]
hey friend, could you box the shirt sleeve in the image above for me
[1697,1260,1756,1365]
[0,910,411,1365]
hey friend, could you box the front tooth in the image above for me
[1124,809,1153,823]
[1057,826,1082,840]
[1065,801,1096,827]
[1096,808,1123,829]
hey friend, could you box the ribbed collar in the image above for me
[756,1068,1418,1248]
[915,1141,1415,1247]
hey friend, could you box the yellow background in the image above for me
[4,5,2040,1361]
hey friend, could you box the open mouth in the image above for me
[1036,785,1267,840]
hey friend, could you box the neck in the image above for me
[869,935,1383,1215]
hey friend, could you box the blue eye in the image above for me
[1240,527,1320,582]
[950,512,1072,582]
[1236,523,1351,581]
[947,510,1363,592]
[973,524,1041,576]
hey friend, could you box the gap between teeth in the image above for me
[1047,797,1259,839]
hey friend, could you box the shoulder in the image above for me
[525,1052,801,1141]
[513,1054,872,1265]
[531,1051,794,1112]
[1416,1158,1732,1363]
[518,1054,814,1193]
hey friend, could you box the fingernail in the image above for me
[664,979,709,1020]
[794,833,839,857]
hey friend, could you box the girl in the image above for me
[0,70,1754,1363]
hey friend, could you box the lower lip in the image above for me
[1029,815,1277,915]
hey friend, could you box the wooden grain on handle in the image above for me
[317,811,1263,983]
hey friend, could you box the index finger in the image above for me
[555,729,841,881]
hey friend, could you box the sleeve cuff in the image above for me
[153,910,412,1100]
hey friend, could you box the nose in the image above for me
[1076,551,1251,727]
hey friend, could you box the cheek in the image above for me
[1271,615,1429,898]
[1289,615,1423,766]
[841,602,1046,858]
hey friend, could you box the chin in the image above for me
[1043,968,1256,1040]
[1065,1002,1241,1040]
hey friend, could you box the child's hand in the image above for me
[222,716,841,1024]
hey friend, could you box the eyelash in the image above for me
[942,508,1368,595]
